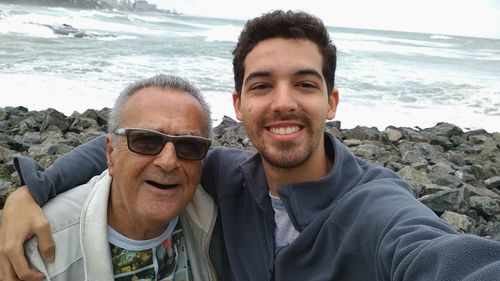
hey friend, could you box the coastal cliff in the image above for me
[0,106,499,240]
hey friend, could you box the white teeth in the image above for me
[270,126,300,135]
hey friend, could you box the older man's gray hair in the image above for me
[108,74,212,137]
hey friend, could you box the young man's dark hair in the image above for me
[232,10,337,95]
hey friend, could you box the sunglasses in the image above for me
[113,128,211,160]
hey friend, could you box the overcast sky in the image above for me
[148,0,500,39]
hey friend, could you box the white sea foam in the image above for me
[333,31,456,48]
[0,20,57,38]
[430,34,455,40]
[335,96,499,132]
[0,73,118,115]
[127,14,167,23]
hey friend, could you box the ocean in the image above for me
[1,3,499,132]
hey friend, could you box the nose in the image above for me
[270,83,298,113]
[152,142,179,172]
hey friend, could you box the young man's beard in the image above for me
[260,140,317,170]
[249,113,324,170]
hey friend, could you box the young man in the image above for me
[1,75,219,280]
[2,10,500,281]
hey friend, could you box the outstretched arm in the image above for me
[0,135,107,280]
[0,186,50,281]
[14,134,107,206]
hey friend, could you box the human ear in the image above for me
[105,134,115,177]
[327,88,339,120]
[232,91,243,121]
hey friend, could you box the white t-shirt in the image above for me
[270,193,300,255]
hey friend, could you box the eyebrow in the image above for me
[244,70,272,86]
[243,68,324,86]
[295,68,324,81]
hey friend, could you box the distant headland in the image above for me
[0,0,183,14]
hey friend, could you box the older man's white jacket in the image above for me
[24,171,218,281]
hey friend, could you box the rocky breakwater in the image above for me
[1,106,499,240]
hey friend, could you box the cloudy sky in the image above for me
[148,0,500,39]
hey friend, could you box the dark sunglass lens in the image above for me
[175,138,209,160]
[128,131,165,155]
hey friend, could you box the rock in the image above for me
[21,131,42,146]
[0,179,14,208]
[471,164,495,181]
[440,211,475,233]
[325,120,341,129]
[479,222,500,242]
[419,187,470,214]
[423,122,463,137]
[41,108,70,132]
[343,126,381,141]
[80,131,106,144]
[324,126,343,140]
[218,122,250,149]
[0,146,17,164]
[397,166,431,196]
[485,176,500,190]
[0,164,15,182]
[350,143,380,160]
[470,196,500,218]
[429,161,454,175]
[69,117,99,133]
[427,171,463,188]
[343,139,361,147]
[454,167,478,184]
[0,108,9,121]
[213,115,238,137]
[401,150,428,170]
[450,135,468,147]
[96,108,111,127]
[464,184,500,199]
[384,127,403,142]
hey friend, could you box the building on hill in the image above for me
[100,0,117,8]
[133,0,156,11]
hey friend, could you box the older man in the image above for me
[3,74,218,280]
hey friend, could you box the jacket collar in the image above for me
[239,132,365,230]
[239,152,273,210]
[79,171,115,280]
